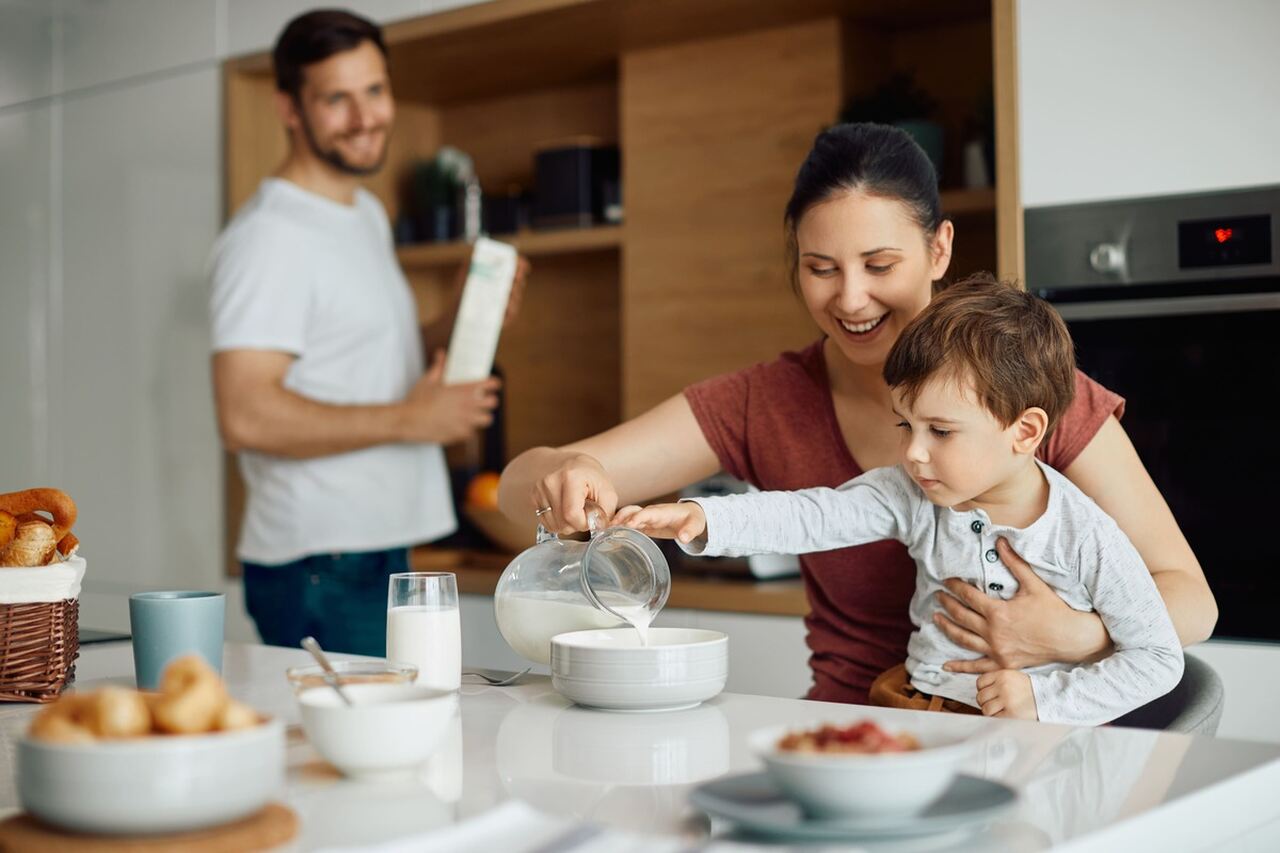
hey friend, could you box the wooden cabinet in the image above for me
[221,0,1020,572]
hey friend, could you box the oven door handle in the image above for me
[1051,291,1280,321]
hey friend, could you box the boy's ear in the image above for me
[1011,407,1049,455]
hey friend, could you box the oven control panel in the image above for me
[1026,185,1280,291]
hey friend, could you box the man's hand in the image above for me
[399,350,501,445]
[975,669,1038,719]
[612,502,707,544]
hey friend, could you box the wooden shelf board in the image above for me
[411,546,809,617]
[397,225,623,268]
[940,187,996,216]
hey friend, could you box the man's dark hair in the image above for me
[273,9,388,99]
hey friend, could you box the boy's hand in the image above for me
[975,669,1038,720]
[612,502,707,544]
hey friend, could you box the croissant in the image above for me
[0,488,79,567]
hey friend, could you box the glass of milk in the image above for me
[387,572,461,691]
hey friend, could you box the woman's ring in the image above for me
[535,506,553,517]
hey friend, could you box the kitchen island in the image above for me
[1,642,1277,851]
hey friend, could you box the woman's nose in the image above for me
[833,277,873,315]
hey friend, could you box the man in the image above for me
[209,10,526,654]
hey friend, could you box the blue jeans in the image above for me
[242,548,409,657]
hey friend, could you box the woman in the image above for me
[498,123,1216,704]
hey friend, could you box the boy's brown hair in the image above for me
[883,273,1076,437]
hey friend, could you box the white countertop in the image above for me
[2,642,1278,851]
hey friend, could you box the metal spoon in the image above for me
[462,667,532,686]
[300,636,354,706]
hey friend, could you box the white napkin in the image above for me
[314,799,793,853]
[0,556,86,604]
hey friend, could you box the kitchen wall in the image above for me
[0,0,489,646]
[1018,0,1280,207]
[1018,0,1280,744]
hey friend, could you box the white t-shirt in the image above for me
[209,178,455,564]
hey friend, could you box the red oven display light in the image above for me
[1214,227,1234,243]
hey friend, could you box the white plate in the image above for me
[689,771,1016,841]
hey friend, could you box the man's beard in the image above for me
[298,111,388,177]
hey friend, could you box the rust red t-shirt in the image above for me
[684,338,1126,704]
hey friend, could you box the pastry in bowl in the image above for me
[749,719,971,819]
[18,656,284,834]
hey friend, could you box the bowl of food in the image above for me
[285,659,418,694]
[17,656,283,835]
[550,628,728,712]
[748,719,972,819]
[297,682,458,778]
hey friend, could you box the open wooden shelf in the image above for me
[397,225,624,268]
[393,192,991,269]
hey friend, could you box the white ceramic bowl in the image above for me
[298,682,458,778]
[550,627,728,712]
[17,718,284,835]
[748,723,972,819]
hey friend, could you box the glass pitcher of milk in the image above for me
[494,506,670,665]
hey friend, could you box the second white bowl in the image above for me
[298,683,458,778]
[748,723,972,819]
[550,627,728,712]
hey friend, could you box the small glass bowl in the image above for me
[285,660,418,695]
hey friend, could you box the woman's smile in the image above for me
[832,310,890,343]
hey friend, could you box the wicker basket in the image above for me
[0,599,80,703]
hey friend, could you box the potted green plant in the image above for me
[839,72,944,180]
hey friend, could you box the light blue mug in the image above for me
[128,591,225,690]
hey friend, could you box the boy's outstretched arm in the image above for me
[617,467,918,559]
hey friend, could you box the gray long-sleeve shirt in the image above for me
[685,461,1184,725]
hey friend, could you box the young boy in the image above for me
[615,275,1183,726]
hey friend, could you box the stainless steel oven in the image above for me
[1027,186,1280,641]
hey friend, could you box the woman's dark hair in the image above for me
[273,9,388,99]
[784,123,944,290]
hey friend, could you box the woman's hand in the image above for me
[937,538,1110,673]
[498,393,722,538]
[531,452,619,535]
